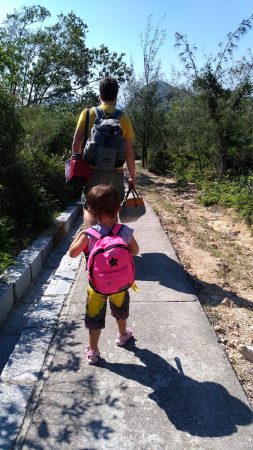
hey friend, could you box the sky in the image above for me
[1,0,253,79]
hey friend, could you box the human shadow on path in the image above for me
[134,252,194,294]
[103,341,253,438]
[134,252,253,310]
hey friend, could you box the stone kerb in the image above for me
[0,202,81,327]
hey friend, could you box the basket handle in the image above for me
[124,187,140,200]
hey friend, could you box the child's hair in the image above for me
[87,184,120,220]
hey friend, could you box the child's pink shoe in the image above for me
[116,328,133,346]
[85,346,100,365]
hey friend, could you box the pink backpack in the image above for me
[85,224,135,295]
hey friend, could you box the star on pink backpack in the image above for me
[85,224,135,295]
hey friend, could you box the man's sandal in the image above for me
[85,347,100,365]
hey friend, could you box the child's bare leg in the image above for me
[89,329,101,351]
[116,319,127,336]
[115,318,132,346]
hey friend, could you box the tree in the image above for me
[175,14,253,177]
[0,5,131,105]
[126,16,166,167]
[0,86,23,169]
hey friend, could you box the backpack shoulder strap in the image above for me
[110,224,124,236]
[94,106,104,119]
[83,107,90,146]
[84,227,102,240]
[112,108,122,120]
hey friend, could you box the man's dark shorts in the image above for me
[81,169,125,209]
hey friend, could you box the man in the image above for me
[72,77,136,226]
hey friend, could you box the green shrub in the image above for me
[0,92,80,273]
[0,148,78,266]
[0,216,15,272]
[22,105,77,156]
[147,149,170,174]
[0,86,23,168]
[198,175,253,224]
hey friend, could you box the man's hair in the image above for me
[99,77,119,102]
[87,184,120,220]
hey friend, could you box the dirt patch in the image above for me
[137,167,253,406]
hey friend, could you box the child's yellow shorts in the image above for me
[85,286,130,329]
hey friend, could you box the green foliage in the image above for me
[147,149,170,174]
[0,146,78,270]
[126,16,166,167]
[0,5,133,273]
[18,148,75,217]
[22,105,77,155]
[0,85,23,167]
[0,6,131,105]
[0,216,15,272]
[199,175,253,224]
[175,16,253,178]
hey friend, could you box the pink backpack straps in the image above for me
[85,224,124,239]
[84,228,102,240]
[110,224,124,236]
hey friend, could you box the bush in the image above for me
[22,105,78,156]
[0,147,79,269]
[0,92,80,273]
[16,148,77,221]
[0,216,15,272]
[198,174,253,224]
[0,86,23,168]
[147,149,170,174]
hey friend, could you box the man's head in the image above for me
[99,77,119,102]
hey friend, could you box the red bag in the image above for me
[65,153,91,186]
[65,107,91,186]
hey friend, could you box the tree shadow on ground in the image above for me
[0,316,118,449]
[137,170,196,194]
[137,171,179,191]
[103,340,253,438]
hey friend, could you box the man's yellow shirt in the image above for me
[76,103,135,142]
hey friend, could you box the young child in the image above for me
[69,184,139,364]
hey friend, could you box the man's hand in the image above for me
[128,177,135,189]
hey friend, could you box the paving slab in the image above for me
[0,327,55,383]
[0,205,82,327]
[1,202,252,449]
[0,384,34,450]
[20,203,252,449]
[129,204,197,302]
[43,271,77,296]
[20,293,253,449]
[0,334,20,372]
[0,283,14,326]
[1,262,32,300]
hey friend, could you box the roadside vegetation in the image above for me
[0,5,130,272]
[1,7,253,273]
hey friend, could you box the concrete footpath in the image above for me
[0,203,252,449]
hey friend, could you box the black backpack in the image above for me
[83,107,125,170]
